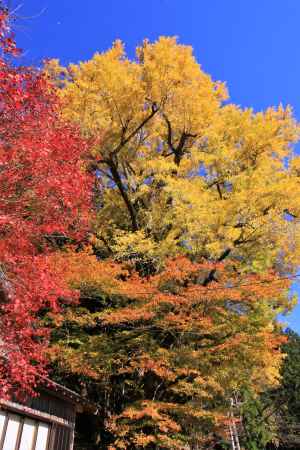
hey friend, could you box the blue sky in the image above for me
[14,0,300,331]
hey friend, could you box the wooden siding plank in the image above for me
[30,421,39,450]
[46,423,56,450]
[14,416,24,450]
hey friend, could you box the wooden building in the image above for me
[0,379,94,450]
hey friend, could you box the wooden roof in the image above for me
[39,377,98,414]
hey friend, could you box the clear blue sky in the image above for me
[14,0,300,332]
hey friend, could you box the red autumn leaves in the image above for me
[0,9,92,397]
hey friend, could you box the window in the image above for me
[0,410,50,450]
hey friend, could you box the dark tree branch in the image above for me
[94,104,160,231]
[216,183,223,200]
[202,248,232,286]
[111,103,159,157]
[163,112,174,152]
[108,159,139,231]
[162,112,197,166]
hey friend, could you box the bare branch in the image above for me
[111,103,159,158]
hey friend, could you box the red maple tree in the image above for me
[0,7,92,397]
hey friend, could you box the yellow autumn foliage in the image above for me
[46,37,300,279]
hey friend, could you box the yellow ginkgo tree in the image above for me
[47,37,300,274]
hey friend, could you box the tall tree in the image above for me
[46,38,300,448]
[0,7,91,398]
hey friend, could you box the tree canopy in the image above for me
[43,38,300,448]
[47,37,300,274]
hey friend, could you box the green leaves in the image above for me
[240,388,275,450]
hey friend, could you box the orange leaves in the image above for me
[56,251,290,349]
[103,307,155,325]
[128,353,176,382]
[50,250,291,447]
[108,401,182,448]
[53,248,155,298]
